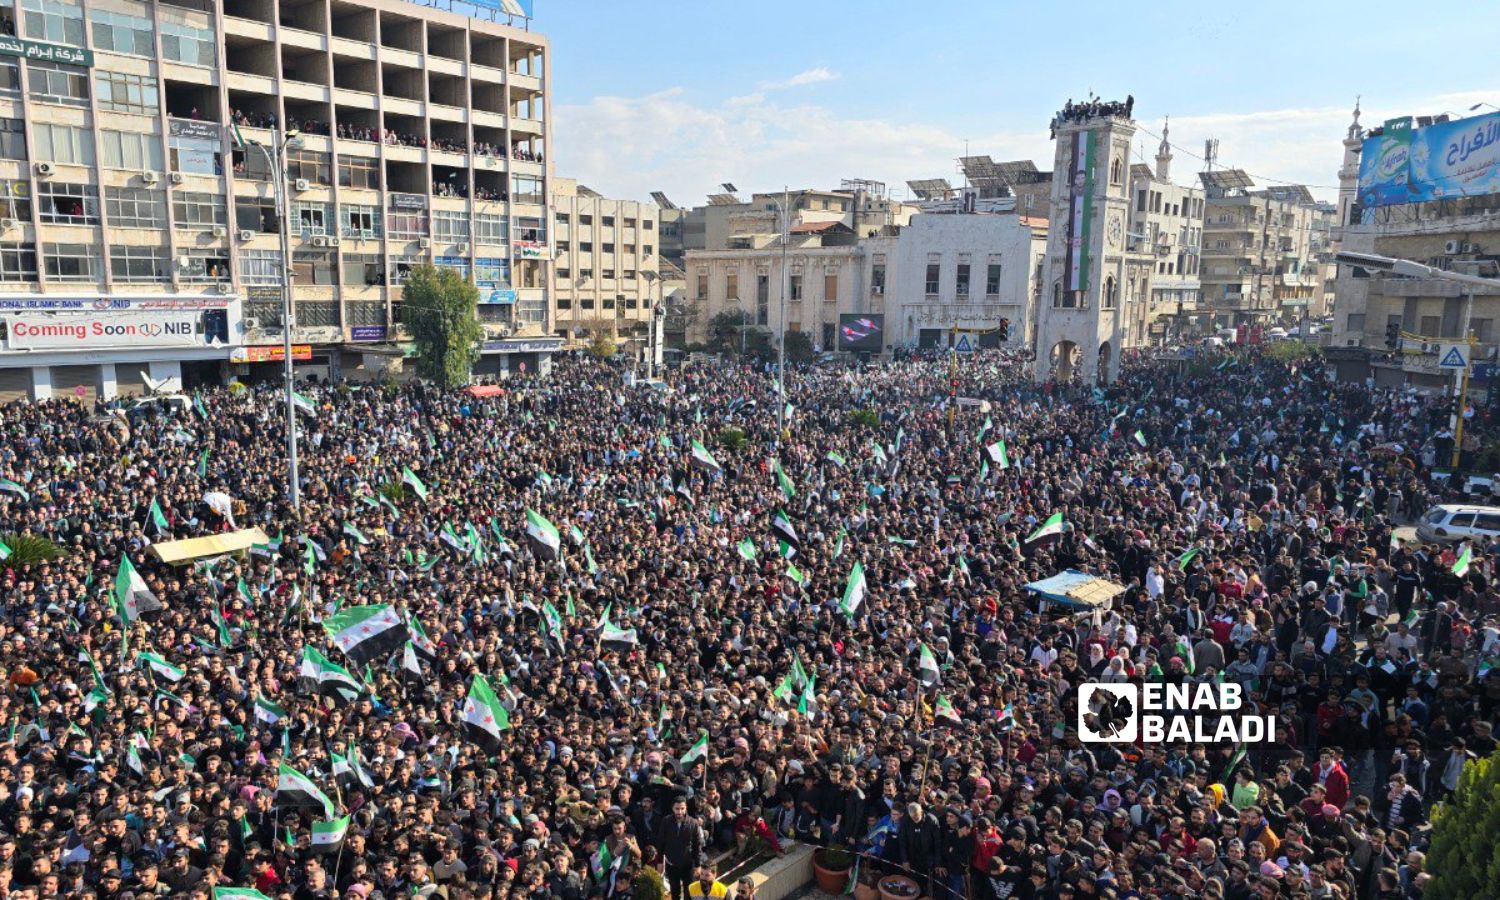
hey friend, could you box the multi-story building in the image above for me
[549,177,658,340]
[1198,169,1330,330]
[1329,106,1500,391]
[1122,124,1205,347]
[0,0,554,403]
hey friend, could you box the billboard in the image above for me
[1065,130,1097,293]
[837,314,884,352]
[1359,111,1500,209]
[5,311,202,350]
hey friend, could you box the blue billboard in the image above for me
[1359,111,1500,210]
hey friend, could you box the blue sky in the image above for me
[539,1,1500,206]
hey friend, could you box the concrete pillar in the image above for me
[101,364,119,400]
[30,366,51,400]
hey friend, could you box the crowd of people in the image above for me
[0,349,1497,900]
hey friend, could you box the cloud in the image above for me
[554,86,1500,208]
[756,67,839,91]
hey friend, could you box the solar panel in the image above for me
[650,191,677,210]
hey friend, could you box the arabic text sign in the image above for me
[0,34,93,67]
[6,312,200,350]
[1359,111,1500,208]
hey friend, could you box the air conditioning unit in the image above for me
[217,282,234,294]
[0,219,16,231]
[33,162,54,177]
[311,235,330,248]
[170,173,185,185]
[871,285,883,295]
[177,255,192,269]
[418,237,432,250]
[140,171,159,185]
[455,242,470,254]
[327,236,340,247]
[212,225,228,238]
[244,316,260,330]
[294,178,310,192]
[1444,239,1462,254]
[238,229,255,242]
[1462,241,1478,254]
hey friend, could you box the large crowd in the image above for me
[1,349,1497,900]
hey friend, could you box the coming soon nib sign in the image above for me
[1077,683,1276,744]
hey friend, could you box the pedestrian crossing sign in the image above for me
[953,333,974,353]
[1438,344,1471,369]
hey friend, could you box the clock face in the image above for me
[1107,215,1123,247]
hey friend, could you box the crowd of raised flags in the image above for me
[0,349,1496,900]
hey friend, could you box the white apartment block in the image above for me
[1123,126,1205,346]
[549,176,659,340]
[0,0,554,403]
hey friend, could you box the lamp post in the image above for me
[247,125,303,512]
[1336,250,1500,469]
[775,188,790,443]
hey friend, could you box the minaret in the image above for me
[1155,117,1172,182]
[1336,99,1363,229]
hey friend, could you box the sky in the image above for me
[534,0,1500,208]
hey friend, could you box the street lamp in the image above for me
[1337,250,1500,468]
[770,188,791,443]
[1469,103,1499,112]
[246,124,303,512]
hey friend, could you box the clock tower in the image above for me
[1033,99,1139,384]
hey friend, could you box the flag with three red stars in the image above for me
[462,673,511,753]
[322,604,408,668]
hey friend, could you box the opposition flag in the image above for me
[736,539,757,561]
[291,392,318,416]
[984,440,1010,470]
[770,509,799,551]
[1026,512,1065,544]
[275,762,336,817]
[0,478,30,502]
[214,889,275,900]
[840,562,867,617]
[525,509,562,560]
[689,440,721,472]
[1453,543,1473,577]
[918,643,941,688]
[299,646,364,701]
[114,556,162,624]
[253,695,286,725]
[826,451,846,467]
[138,652,185,682]
[935,694,961,724]
[462,674,511,753]
[773,458,795,499]
[311,815,350,853]
[331,747,374,791]
[148,498,170,533]
[1132,430,1147,448]
[1175,547,1200,571]
[342,522,370,546]
[322,604,408,667]
[679,733,708,770]
[406,612,438,660]
[401,466,430,501]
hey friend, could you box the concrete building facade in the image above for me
[549,177,659,340]
[1123,123,1205,346]
[0,0,554,402]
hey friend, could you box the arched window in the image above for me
[1110,157,1123,185]
[1052,282,1062,308]
[1104,276,1117,309]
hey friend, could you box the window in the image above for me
[0,63,17,96]
[160,19,215,68]
[239,249,282,285]
[389,255,422,285]
[985,263,1002,296]
[170,135,220,175]
[293,249,336,285]
[1420,315,1440,337]
[695,272,707,300]
[28,62,89,107]
[511,175,543,203]
[623,217,635,228]
[601,268,615,280]
[925,263,940,295]
[579,214,592,226]
[340,204,382,239]
[285,150,331,185]
[555,240,570,253]
[602,242,614,254]
[434,255,471,281]
[871,263,885,293]
[1136,189,1147,213]
[100,130,164,170]
[579,241,593,253]
[174,192,226,228]
[433,210,470,242]
[1474,319,1494,344]
[955,264,970,297]
[292,200,331,237]
[231,147,274,181]
[644,220,654,230]
[37,183,98,225]
[0,119,25,161]
[179,249,230,283]
[106,187,166,228]
[601,215,615,227]
[789,274,802,300]
[91,7,153,57]
[43,242,99,281]
[475,214,507,244]
[338,156,379,190]
[110,245,170,282]
[824,272,837,300]
[555,212,569,224]
[296,298,339,327]
[343,253,385,286]
[0,244,37,282]
[1103,276,1117,309]
[236,197,279,234]
[1110,157,1122,185]
[474,258,509,287]
[1344,313,1365,335]
[517,293,545,325]
[555,267,570,280]
[514,216,545,242]
[23,0,85,46]
[726,272,738,300]
[386,209,428,240]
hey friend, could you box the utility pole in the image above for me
[776,187,790,444]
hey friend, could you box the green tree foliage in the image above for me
[706,311,767,355]
[718,427,747,451]
[0,533,67,568]
[848,408,880,428]
[1426,750,1500,899]
[782,330,815,363]
[401,264,483,389]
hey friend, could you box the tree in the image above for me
[1425,750,1500,899]
[580,318,619,360]
[401,264,483,389]
[706,311,755,354]
[782,330,815,364]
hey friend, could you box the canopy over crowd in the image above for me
[0,349,1497,900]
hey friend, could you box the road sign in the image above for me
[953,333,974,353]
[1438,343,1471,369]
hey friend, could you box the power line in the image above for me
[1133,123,1343,191]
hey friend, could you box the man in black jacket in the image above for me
[655,797,706,900]
[900,803,940,895]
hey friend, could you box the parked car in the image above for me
[1414,504,1500,544]
[126,394,192,416]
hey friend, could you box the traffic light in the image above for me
[1385,322,1400,349]
[998,318,1010,342]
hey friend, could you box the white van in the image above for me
[1414,504,1500,544]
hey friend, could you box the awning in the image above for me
[151,527,271,565]
[1024,570,1127,611]
[465,385,505,398]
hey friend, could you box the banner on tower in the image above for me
[1065,130,1096,294]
